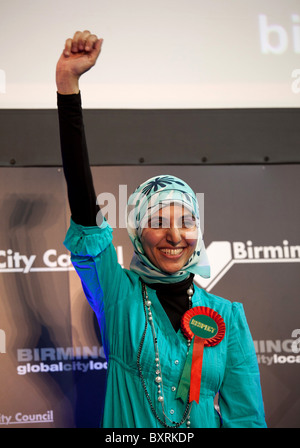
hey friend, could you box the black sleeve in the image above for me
[57,92,101,226]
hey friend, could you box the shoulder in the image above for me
[194,288,255,355]
[194,285,245,322]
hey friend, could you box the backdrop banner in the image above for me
[0,165,299,428]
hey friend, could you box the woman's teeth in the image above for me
[160,248,184,255]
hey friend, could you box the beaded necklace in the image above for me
[137,281,194,428]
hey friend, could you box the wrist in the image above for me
[56,70,80,95]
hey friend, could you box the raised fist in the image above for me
[56,30,103,94]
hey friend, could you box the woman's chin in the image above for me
[157,261,186,275]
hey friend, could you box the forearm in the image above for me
[57,92,100,226]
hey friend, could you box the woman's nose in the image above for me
[166,226,182,245]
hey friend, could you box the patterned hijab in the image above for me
[127,175,210,284]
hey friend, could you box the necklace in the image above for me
[137,281,194,428]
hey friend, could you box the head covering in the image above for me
[127,175,210,284]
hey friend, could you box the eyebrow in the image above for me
[146,214,196,226]
[149,213,195,219]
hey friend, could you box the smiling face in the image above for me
[140,204,198,274]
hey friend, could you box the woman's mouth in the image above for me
[159,248,184,256]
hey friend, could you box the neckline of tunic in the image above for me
[146,274,194,332]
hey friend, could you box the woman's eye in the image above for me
[149,218,164,228]
[147,214,196,229]
[180,216,195,228]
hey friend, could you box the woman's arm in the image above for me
[218,303,267,428]
[57,92,100,226]
[57,32,135,324]
[56,31,103,226]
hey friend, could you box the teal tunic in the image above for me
[64,218,267,428]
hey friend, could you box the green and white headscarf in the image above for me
[127,175,210,284]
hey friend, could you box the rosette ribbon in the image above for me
[176,307,225,404]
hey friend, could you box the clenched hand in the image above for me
[56,30,103,94]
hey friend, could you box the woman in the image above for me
[56,30,267,428]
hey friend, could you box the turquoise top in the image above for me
[64,218,267,428]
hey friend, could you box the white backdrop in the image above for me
[0,0,300,108]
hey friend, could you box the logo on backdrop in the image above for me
[16,345,107,376]
[0,410,54,426]
[0,247,124,273]
[0,249,72,273]
[254,331,300,366]
[0,240,299,283]
[194,240,300,292]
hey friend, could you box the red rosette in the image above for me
[181,306,225,346]
[179,307,226,403]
